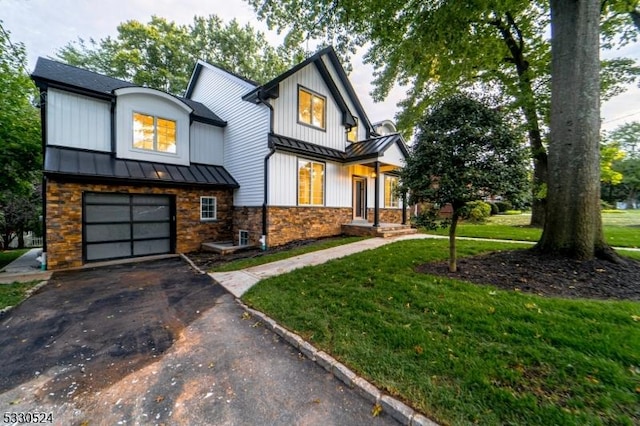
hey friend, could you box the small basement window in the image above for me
[239,230,249,246]
[200,196,217,221]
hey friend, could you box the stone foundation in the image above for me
[232,206,263,246]
[45,179,233,270]
[366,208,405,224]
[266,206,352,248]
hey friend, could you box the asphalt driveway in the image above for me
[0,258,399,425]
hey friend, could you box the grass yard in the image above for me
[0,248,28,270]
[0,281,41,310]
[425,210,640,248]
[243,239,640,425]
[210,236,368,272]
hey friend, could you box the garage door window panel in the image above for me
[83,193,175,262]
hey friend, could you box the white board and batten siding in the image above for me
[380,142,406,168]
[115,88,191,166]
[320,54,367,141]
[269,152,354,208]
[47,88,110,151]
[189,63,270,207]
[272,63,348,151]
[190,122,224,165]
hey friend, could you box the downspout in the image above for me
[38,87,48,270]
[110,97,117,154]
[373,161,381,227]
[256,92,275,250]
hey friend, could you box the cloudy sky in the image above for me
[3,0,639,131]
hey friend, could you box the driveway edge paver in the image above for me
[239,301,440,426]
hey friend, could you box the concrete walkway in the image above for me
[210,234,432,297]
[0,248,51,283]
[209,233,640,297]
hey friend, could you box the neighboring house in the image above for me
[32,46,409,270]
[186,46,409,248]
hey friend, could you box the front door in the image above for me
[352,177,367,220]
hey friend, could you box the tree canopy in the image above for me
[0,22,42,249]
[0,23,41,196]
[401,94,528,272]
[249,0,639,227]
[56,15,307,94]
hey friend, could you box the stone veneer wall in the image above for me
[367,208,405,224]
[232,207,263,246]
[45,180,233,270]
[266,206,352,248]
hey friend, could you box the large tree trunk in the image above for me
[536,0,610,259]
[492,13,548,228]
[448,212,459,272]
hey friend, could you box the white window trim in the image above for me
[239,230,250,246]
[297,158,326,206]
[200,196,217,221]
[132,111,178,155]
[384,175,400,208]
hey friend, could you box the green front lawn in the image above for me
[425,211,640,248]
[0,248,28,270]
[243,239,640,425]
[0,281,40,310]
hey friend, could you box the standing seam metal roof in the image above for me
[44,146,239,188]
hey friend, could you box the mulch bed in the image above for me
[186,237,345,271]
[416,249,640,301]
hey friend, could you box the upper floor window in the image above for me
[384,175,400,208]
[298,159,325,206]
[347,117,358,142]
[133,112,177,154]
[298,87,325,130]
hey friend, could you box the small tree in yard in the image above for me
[402,95,528,272]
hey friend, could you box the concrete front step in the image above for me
[201,241,255,255]
[376,228,418,238]
[342,223,417,238]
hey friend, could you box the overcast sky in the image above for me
[3,0,639,131]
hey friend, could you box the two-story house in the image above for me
[32,46,409,270]
[186,46,409,249]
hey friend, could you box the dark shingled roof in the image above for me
[45,146,239,188]
[269,133,408,164]
[32,57,226,127]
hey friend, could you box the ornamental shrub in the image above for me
[462,201,491,223]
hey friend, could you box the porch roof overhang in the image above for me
[268,133,408,168]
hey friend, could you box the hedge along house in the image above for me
[31,59,239,270]
[186,46,412,249]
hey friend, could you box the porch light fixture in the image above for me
[371,171,377,178]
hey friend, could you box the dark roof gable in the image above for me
[31,57,226,127]
[242,46,372,135]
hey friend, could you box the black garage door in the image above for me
[83,192,175,262]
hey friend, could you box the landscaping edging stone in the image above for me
[0,280,48,318]
[239,302,440,426]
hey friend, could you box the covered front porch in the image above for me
[344,133,411,230]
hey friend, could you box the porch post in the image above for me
[374,161,380,227]
[402,190,407,225]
